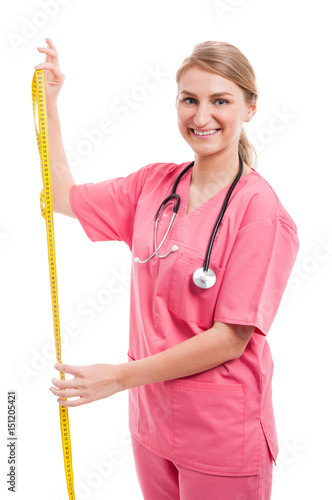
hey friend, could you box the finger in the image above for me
[37,47,58,59]
[50,387,81,399]
[54,362,82,377]
[34,63,64,84]
[51,377,79,390]
[58,397,86,408]
[46,37,57,51]
[34,61,61,73]
[46,38,58,63]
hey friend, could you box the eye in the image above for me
[182,97,197,105]
[214,98,228,106]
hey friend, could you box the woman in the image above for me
[35,38,299,499]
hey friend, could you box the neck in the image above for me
[192,148,241,190]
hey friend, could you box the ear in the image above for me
[247,101,257,122]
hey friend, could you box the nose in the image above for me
[193,103,211,128]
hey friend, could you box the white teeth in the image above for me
[193,129,219,136]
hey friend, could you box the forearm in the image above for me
[120,324,241,391]
[45,103,75,209]
[50,324,252,407]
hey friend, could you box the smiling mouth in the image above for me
[190,128,221,136]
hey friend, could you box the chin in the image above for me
[190,144,225,156]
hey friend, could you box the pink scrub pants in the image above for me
[131,430,273,500]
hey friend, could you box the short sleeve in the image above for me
[213,218,299,336]
[69,166,147,248]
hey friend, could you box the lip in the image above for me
[190,128,221,138]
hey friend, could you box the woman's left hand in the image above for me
[49,362,123,407]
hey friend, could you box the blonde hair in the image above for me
[176,41,258,168]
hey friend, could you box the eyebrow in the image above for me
[180,90,234,98]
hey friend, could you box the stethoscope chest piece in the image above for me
[193,267,217,289]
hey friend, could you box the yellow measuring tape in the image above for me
[32,69,76,500]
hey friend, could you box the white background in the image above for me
[1,0,331,499]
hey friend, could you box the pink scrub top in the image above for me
[69,161,299,477]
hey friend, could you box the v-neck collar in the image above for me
[175,163,256,226]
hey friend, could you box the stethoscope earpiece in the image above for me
[134,153,244,288]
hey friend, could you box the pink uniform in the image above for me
[70,161,299,496]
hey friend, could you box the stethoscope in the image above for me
[134,152,244,289]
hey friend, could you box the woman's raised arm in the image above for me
[35,38,76,218]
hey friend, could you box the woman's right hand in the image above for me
[35,38,65,106]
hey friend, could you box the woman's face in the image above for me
[176,65,255,160]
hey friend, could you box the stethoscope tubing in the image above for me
[155,162,194,220]
[134,153,244,287]
[203,153,243,272]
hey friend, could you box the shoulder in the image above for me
[237,168,298,233]
[140,161,191,190]
[142,161,190,180]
